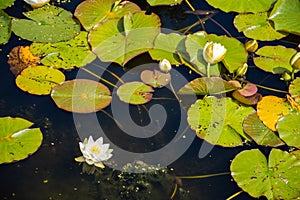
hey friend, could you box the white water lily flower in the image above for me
[203,41,227,64]
[75,136,113,168]
[23,0,50,8]
[159,59,172,73]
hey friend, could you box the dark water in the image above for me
[0,0,297,199]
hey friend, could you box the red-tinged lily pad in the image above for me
[51,79,112,113]
[237,83,258,97]
[0,116,43,164]
[243,111,284,147]
[140,70,171,88]
[232,90,262,105]
[117,81,154,105]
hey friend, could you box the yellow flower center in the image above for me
[90,145,101,154]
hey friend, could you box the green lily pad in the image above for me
[205,0,275,13]
[187,96,254,147]
[0,0,15,9]
[51,79,111,113]
[269,0,300,36]
[89,11,161,66]
[253,45,297,74]
[289,77,300,104]
[276,111,300,148]
[16,66,65,95]
[140,70,171,88]
[117,81,154,105]
[149,33,186,65]
[74,0,141,31]
[0,117,43,164]
[0,10,11,44]
[230,148,300,199]
[30,31,96,70]
[147,0,183,6]
[243,111,284,147]
[234,12,288,41]
[12,5,80,43]
[178,77,239,95]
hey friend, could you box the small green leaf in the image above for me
[12,5,80,43]
[30,31,96,70]
[0,10,11,44]
[16,66,65,95]
[0,0,15,9]
[289,77,300,104]
[0,117,43,164]
[147,0,183,6]
[269,0,300,36]
[140,70,171,88]
[234,12,287,41]
[253,45,297,74]
[117,81,154,105]
[51,79,112,113]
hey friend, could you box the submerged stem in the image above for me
[91,63,125,84]
[184,0,195,11]
[170,183,178,199]
[226,190,243,200]
[176,172,230,179]
[81,67,118,88]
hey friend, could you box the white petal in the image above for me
[95,137,103,145]
[100,143,110,153]
[85,159,94,165]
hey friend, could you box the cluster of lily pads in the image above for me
[1,0,300,199]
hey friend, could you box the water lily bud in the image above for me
[290,52,300,70]
[159,59,172,73]
[280,71,292,81]
[24,0,50,8]
[203,41,227,64]
[245,40,258,52]
[235,63,248,77]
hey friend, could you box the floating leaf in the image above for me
[243,111,284,146]
[253,45,297,74]
[0,10,11,44]
[149,33,185,65]
[205,0,275,13]
[269,0,300,36]
[0,116,43,164]
[289,77,300,104]
[276,111,300,148]
[257,96,292,131]
[230,148,300,199]
[178,77,239,95]
[89,11,161,66]
[74,0,141,31]
[237,83,258,97]
[30,31,96,70]
[117,81,154,105]
[51,79,112,113]
[8,46,40,76]
[0,0,15,9]
[234,13,288,41]
[140,70,171,88]
[147,0,183,6]
[12,5,80,43]
[16,66,65,95]
[187,96,254,147]
[232,91,262,105]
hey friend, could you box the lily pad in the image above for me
[253,45,297,74]
[269,0,300,36]
[232,91,262,105]
[74,0,141,31]
[237,83,258,97]
[178,77,239,95]
[243,111,284,147]
[289,77,300,104]
[149,33,186,65]
[234,12,288,41]
[89,11,161,66]
[51,79,112,113]
[230,148,300,199]
[16,66,65,95]
[187,96,254,147]
[0,0,15,9]
[0,117,43,164]
[256,96,292,131]
[147,0,183,6]
[12,5,80,43]
[205,0,275,13]
[276,111,300,148]
[0,10,11,44]
[117,81,154,105]
[30,31,96,70]
[140,70,171,88]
